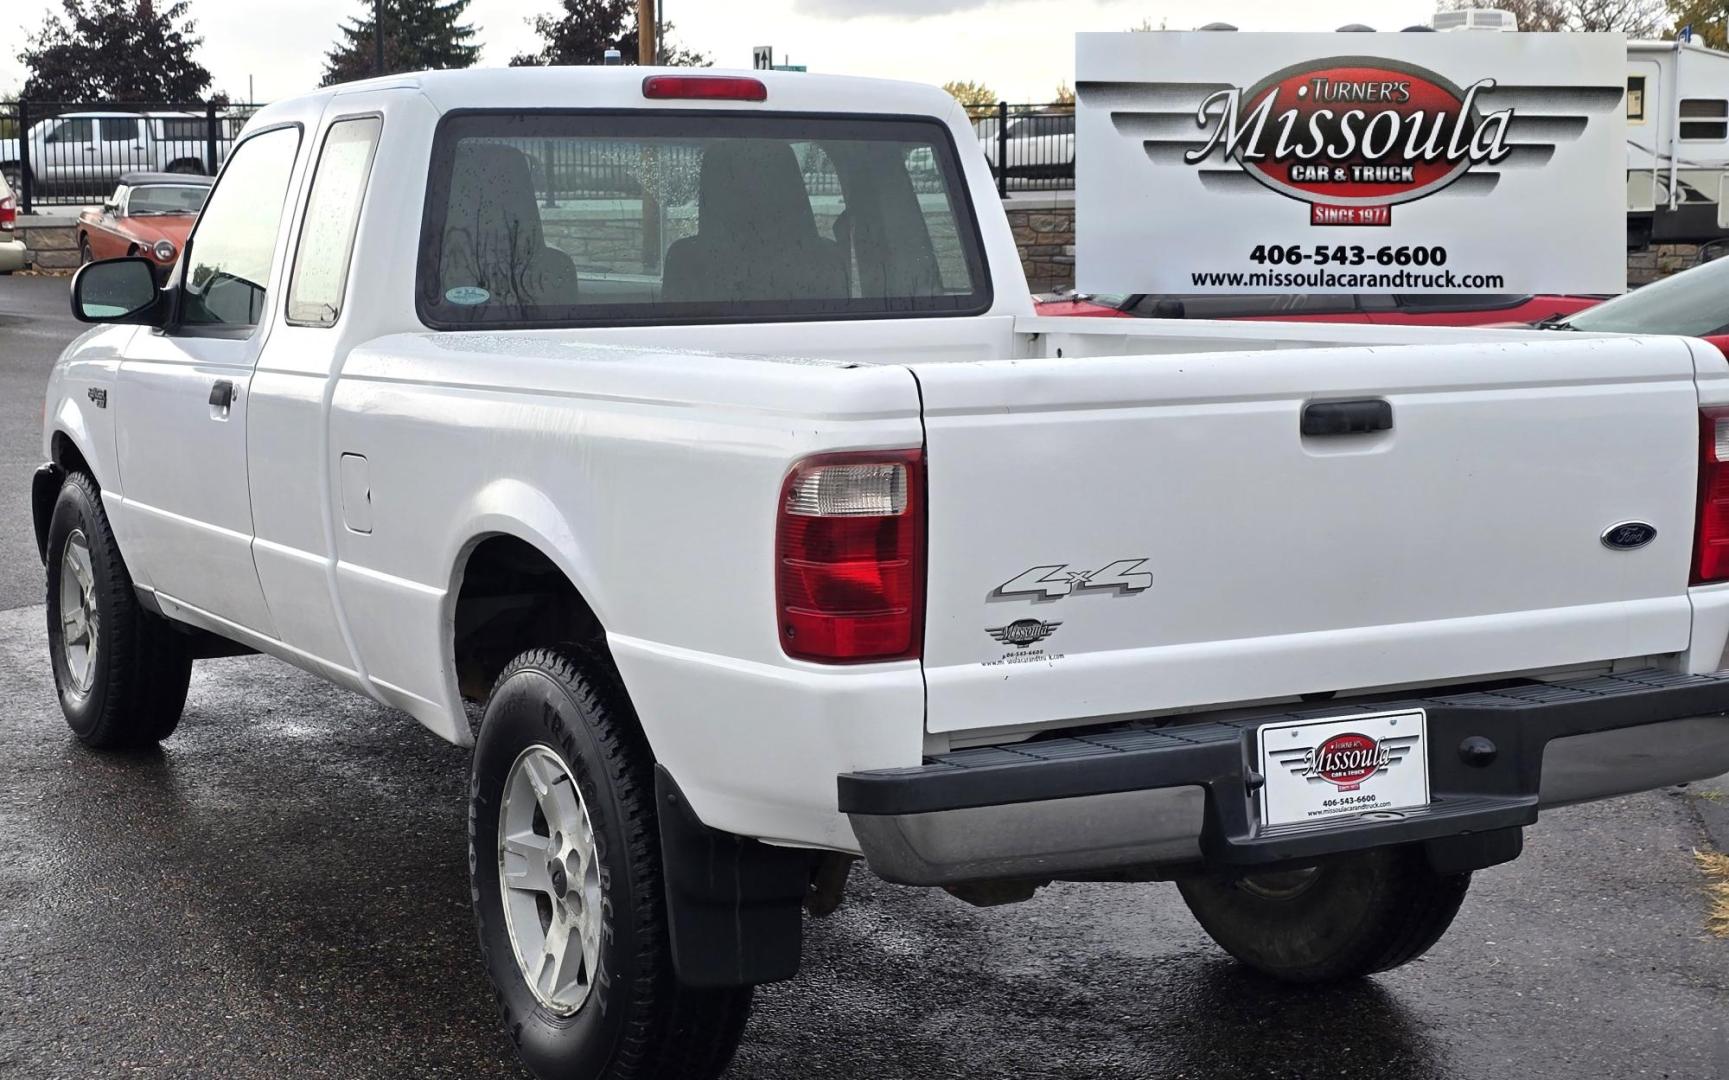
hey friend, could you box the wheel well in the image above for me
[166,158,204,174]
[34,434,93,563]
[52,432,92,480]
[452,535,606,701]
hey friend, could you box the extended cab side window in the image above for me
[287,116,382,326]
[99,119,141,144]
[178,125,301,331]
[45,119,92,144]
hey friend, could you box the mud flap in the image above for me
[32,463,65,565]
[654,765,819,988]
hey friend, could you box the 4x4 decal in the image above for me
[992,559,1152,601]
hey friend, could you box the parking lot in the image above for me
[1,271,1727,1079]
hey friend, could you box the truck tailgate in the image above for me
[912,336,1704,736]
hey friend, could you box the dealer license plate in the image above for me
[1257,709,1430,828]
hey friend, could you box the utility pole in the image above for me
[374,0,386,76]
[637,0,657,66]
[637,0,660,273]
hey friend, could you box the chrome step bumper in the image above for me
[839,670,1729,886]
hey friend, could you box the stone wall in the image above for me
[1628,243,1707,287]
[19,204,1702,293]
[1006,205,1075,292]
[17,221,79,270]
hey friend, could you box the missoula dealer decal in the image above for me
[1074,32,1627,295]
[1183,57,1514,227]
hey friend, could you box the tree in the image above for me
[510,0,709,67]
[941,80,997,108]
[1669,0,1728,46]
[322,0,479,87]
[21,0,212,101]
[1053,82,1075,106]
[1440,0,1661,33]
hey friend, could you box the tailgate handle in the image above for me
[1302,399,1392,437]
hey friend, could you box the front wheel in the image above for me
[470,648,752,1080]
[1176,846,1470,983]
[45,471,192,748]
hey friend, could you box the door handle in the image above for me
[1301,399,1392,437]
[209,380,235,409]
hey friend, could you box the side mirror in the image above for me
[71,257,165,325]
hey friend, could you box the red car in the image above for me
[1535,255,1729,356]
[77,171,212,275]
[1035,291,1601,326]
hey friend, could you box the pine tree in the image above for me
[21,0,213,101]
[322,0,480,87]
[510,0,709,67]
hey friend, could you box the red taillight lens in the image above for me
[642,75,768,102]
[1694,408,1729,584]
[0,194,15,232]
[776,450,925,663]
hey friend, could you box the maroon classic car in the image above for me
[77,172,212,276]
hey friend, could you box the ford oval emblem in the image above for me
[1601,521,1658,550]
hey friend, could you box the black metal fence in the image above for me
[966,102,1076,195]
[0,98,1072,211]
[0,101,262,212]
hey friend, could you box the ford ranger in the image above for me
[34,67,1729,1080]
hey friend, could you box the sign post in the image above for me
[1075,32,1628,295]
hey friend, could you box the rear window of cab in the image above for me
[416,110,993,329]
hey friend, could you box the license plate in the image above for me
[1257,709,1430,828]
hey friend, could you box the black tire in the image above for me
[166,160,204,175]
[470,648,753,1080]
[1,162,24,195]
[1176,846,1470,984]
[79,235,93,265]
[44,471,193,749]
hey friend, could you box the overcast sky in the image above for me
[0,0,1445,103]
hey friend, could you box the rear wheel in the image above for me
[1176,846,1470,983]
[2,162,24,195]
[470,648,752,1080]
[165,159,204,175]
[79,235,93,265]
[45,471,192,748]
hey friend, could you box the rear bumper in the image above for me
[0,237,26,273]
[839,670,1729,886]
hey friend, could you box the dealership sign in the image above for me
[1075,32,1627,294]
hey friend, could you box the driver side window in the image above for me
[180,125,300,330]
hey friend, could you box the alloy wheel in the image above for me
[58,529,100,696]
[497,744,604,1015]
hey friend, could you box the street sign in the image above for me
[753,46,773,70]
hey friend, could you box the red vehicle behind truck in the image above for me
[1037,291,1602,325]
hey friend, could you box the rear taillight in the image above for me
[776,450,925,663]
[1694,408,1729,584]
[0,194,15,232]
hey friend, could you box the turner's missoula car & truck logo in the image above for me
[1182,56,1513,226]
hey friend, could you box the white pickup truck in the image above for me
[2,111,229,197]
[36,67,1729,1080]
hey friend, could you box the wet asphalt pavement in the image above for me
[2,273,1727,1079]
